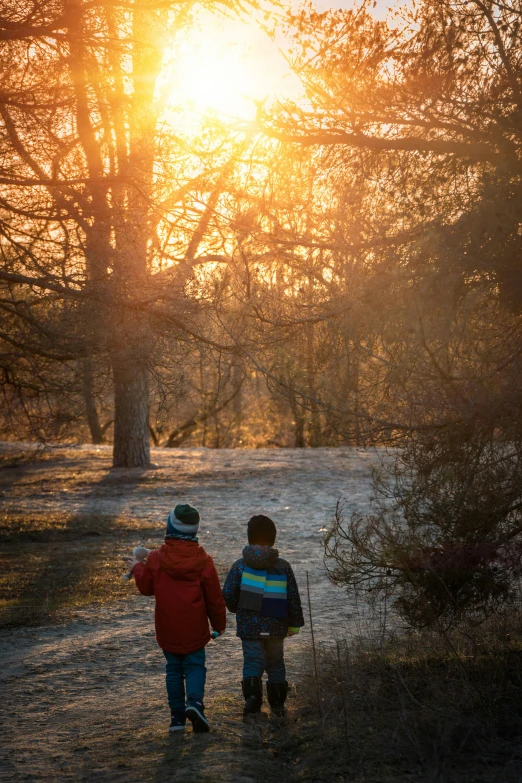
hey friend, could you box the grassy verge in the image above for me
[0,510,160,628]
[0,446,178,627]
[288,611,522,782]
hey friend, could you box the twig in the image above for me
[380,569,388,651]
[307,570,322,715]
[336,640,349,748]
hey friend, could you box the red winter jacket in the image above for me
[133,539,226,654]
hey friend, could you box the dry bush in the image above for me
[325,436,522,630]
[291,604,522,782]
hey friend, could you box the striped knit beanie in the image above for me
[166,503,200,539]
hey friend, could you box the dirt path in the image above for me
[0,445,378,782]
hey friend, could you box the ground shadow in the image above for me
[0,454,161,627]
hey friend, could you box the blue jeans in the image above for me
[242,638,286,683]
[163,647,206,719]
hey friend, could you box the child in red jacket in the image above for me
[127,504,226,733]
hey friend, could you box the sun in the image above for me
[165,13,299,121]
[175,36,259,119]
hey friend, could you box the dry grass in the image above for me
[0,510,158,627]
[289,609,522,782]
[0,445,170,627]
[0,447,59,468]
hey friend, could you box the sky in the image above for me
[315,0,397,20]
[166,0,407,121]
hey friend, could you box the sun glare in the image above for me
[165,14,299,122]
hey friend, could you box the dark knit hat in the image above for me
[247,514,277,546]
[166,503,200,538]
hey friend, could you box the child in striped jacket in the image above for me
[222,514,304,716]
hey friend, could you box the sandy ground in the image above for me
[0,445,380,782]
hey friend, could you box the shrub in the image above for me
[325,435,522,628]
[292,606,522,782]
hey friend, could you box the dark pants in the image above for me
[163,647,206,719]
[242,638,286,683]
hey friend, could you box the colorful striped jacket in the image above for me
[223,545,304,639]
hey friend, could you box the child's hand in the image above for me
[123,556,139,570]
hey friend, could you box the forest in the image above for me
[2,0,520,460]
[2,0,522,780]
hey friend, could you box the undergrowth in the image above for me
[291,607,522,782]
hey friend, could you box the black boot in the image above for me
[242,676,263,716]
[266,681,288,717]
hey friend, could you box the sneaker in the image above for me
[169,714,186,732]
[185,702,210,733]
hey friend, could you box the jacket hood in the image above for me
[158,539,208,580]
[242,545,280,570]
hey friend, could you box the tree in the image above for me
[0,0,255,465]
[255,0,522,622]
[254,0,522,439]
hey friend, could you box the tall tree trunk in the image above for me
[112,344,150,467]
[307,321,322,447]
[353,346,361,446]
[289,391,306,447]
[109,3,166,467]
[232,358,243,444]
[294,407,306,448]
[82,358,104,444]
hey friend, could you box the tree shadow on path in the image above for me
[0,458,160,627]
